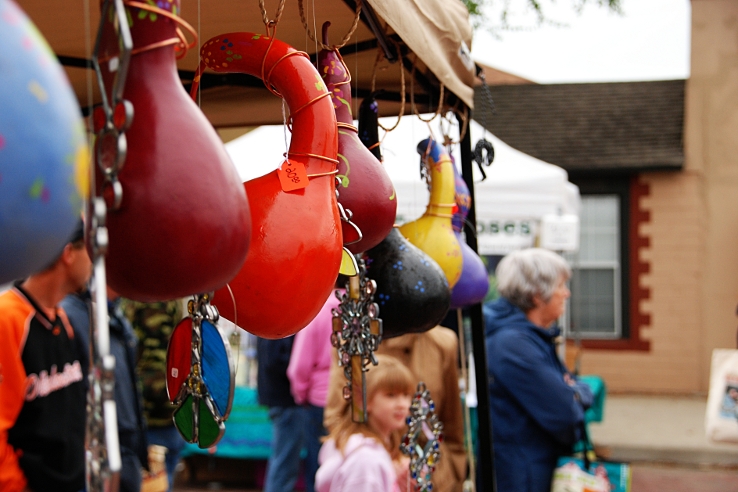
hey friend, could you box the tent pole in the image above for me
[457,110,496,492]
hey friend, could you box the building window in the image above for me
[567,195,622,338]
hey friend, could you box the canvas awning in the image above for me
[16,0,476,127]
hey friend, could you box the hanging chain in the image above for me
[401,382,444,492]
[91,0,133,212]
[86,1,134,489]
[476,71,496,131]
[86,198,121,492]
[331,259,383,423]
[298,0,362,50]
[472,71,496,181]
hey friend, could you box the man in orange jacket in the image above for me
[0,222,91,492]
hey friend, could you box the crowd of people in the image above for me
[0,233,593,492]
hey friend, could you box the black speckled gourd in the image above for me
[363,228,450,338]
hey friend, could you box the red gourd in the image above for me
[192,32,342,339]
[93,0,250,301]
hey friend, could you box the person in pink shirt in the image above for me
[287,289,341,492]
[314,354,415,492]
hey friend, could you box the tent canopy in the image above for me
[225,118,580,255]
[16,0,476,127]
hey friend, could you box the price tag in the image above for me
[277,159,309,192]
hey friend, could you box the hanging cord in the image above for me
[373,42,406,133]
[439,106,469,147]
[298,0,362,50]
[259,0,286,35]
[411,55,444,124]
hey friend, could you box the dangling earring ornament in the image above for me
[331,260,382,422]
[401,382,444,492]
[166,293,235,448]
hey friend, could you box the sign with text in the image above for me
[539,214,580,252]
[476,219,537,255]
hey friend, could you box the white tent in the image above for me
[225,117,580,255]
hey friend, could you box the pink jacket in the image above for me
[315,434,400,492]
[287,291,340,407]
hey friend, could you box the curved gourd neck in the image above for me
[424,143,456,217]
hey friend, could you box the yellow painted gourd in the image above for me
[399,139,463,288]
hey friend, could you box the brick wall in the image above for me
[579,173,705,393]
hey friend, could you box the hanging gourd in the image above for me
[358,91,382,162]
[318,22,396,254]
[399,139,463,288]
[363,228,450,338]
[449,157,489,309]
[0,0,89,284]
[191,32,342,339]
[93,0,251,301]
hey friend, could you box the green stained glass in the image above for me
[198,400,224,449]
[173,395,195,442]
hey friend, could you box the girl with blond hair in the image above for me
[315,354,415,492]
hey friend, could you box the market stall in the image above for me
[8,0,498,489]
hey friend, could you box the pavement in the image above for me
[588,394,738,467]
[173,394,738,491]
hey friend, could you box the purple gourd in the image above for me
[318,22,396,253]
[449,156,489,309]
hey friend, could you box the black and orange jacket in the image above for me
[0,283,86,492]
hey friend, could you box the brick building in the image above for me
[475,0,738,394]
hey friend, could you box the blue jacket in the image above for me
[61,292,149,489]
[256,336,297,408]
[484,298,592,492]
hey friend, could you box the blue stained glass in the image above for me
[201,320,233,418]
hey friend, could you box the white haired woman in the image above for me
[484,248,593,492]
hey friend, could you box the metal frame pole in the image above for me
[457,110,496,492]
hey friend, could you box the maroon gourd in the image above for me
[318,22,396,253]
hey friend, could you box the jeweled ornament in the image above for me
[401,382,444,492]
[331,262,383,422]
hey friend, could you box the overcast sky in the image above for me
[470,0,691,83]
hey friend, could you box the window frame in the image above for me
[567,176,631,341]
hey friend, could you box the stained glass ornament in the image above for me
[166,293,235,448]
